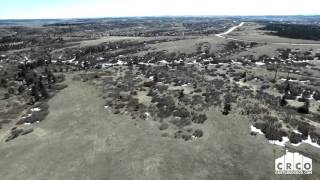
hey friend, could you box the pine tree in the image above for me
[0,78,8,88]
[39,82,49,99]
[280,96,287,106]
[31,85,40,101]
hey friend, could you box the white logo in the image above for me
[275,150,312,175]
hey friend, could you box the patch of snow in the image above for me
[296,93,303,100]
[232,60,242,65]
[97,57,104,61]
[289,136,320,148]
[280,78,299,82]
[249,125,320,148]
[191,135,197,140]
[24,123,31,126]
[300,80,310,84]
[31,107,41,112]
[159,60,169,64]
[186,60,201,67]
[293,129,302,135]
[307,91,316,100]
[291,142,302,146]
[218,62,228,65]
[22,114,32,119]
[250,125,264,135]
[269,137,290,147]
[174,59,183,63]
[102,63,113,68]
[255,62,266,66]
[292,60,312,63]
[302,135,320,149]
[145,112,150,117]
[116,60,125,65]
[67,57,76,63]
[138,62,156,66]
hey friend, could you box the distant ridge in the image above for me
[0,15,320,26]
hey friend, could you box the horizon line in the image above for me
[1,14,320,21]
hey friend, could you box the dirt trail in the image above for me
[0,74,318,180]
[216,22,245,38]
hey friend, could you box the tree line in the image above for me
[260,23,320,41]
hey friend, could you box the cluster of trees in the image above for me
[0,42,26,51]
[0,35,26,51]
[222,93,233,115]
[73,40,150,63]
[224,41,257,53]
[279,80,311,114]
[261,23,320,41]
[0,36,22,44]
[6,57,61,103]
[16,66,55,101]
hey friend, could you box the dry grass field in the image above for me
[1,74,319,180]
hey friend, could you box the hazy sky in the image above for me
[0,0,319,19]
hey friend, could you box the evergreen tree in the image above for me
[39,82,49,99]
[31,85,40,101]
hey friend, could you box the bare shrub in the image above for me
[193,129,204,138]
[5,128,23,142]
[21,128,34,135]
[192,114,207,124]
[174,130,192,141]
[289,133,303,144]
[159,123,169,130]
[297,101,310,114]
[173,107,190,118]
[170,117,191,128]
[297,122,314,139]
